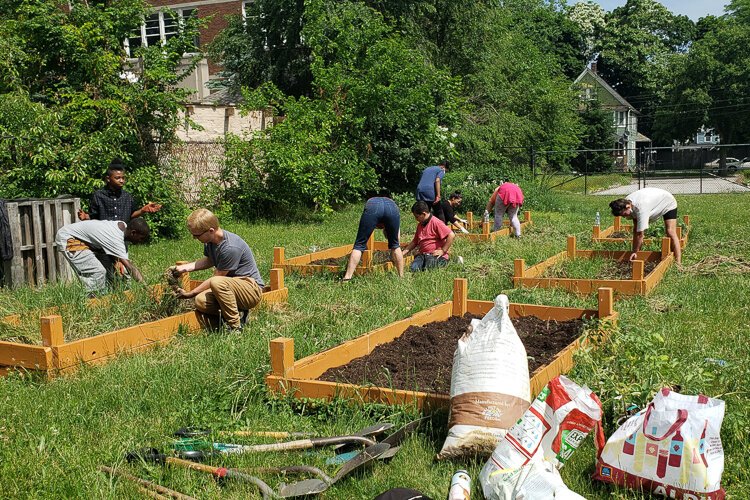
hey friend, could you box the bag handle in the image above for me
[641,404,688,441]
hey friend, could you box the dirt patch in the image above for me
[542,258,658,280]
[318,314,584,394]
[310,250,394,267]
[609,231,630,238]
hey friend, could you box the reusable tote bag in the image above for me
[594,388,725,499]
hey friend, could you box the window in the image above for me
[614,110,626,126]
[125,8,199,57]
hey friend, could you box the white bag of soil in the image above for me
[437,294,531,460]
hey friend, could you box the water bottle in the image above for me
[595,211,601,227]
[448,469,471,500]
[483,210,490,224]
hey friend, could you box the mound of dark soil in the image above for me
[318,314,584,393]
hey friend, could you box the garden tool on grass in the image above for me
[99,465,196,500]
[172,422,391,455]
[327,416,428,464]
[175,428,316,440]
[277,442,391,498]
[125,448,277,499]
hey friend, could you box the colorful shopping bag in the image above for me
[594,388,725,499]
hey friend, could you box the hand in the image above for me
[78,210,90,221]
[114,260,127,276]
[628,252,638,262]
[174,287,192,299]
[432,249,445,257]
[434,196,441,204]
[173,265,188,275]
[142,202,162,213]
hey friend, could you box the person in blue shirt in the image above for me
[415,160,448,221]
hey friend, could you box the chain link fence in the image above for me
[533,144,750,195]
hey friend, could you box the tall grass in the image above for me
[0,193,748,498]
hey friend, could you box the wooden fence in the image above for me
[1,198,79,288]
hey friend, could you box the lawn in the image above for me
[0,193,748,499]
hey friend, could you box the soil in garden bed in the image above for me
[542,257,658,280]
[318,314,584,394]
[310,250,394,267]
[609,231,631,239]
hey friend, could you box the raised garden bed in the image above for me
[0,269,288,377]
[273,233,412,275]
[265,278,617,410]
[592,215,690,249]
[456,211,532,242]
[513,235,674,296]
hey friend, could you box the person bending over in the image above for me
[402,201,455,272]
[55,218,149,295]
[485,180,524,237]
[173,209,264,331]
[609,187,681,265]
[438,191,469,234]
[415,160,448,222]
[342,196,404,282]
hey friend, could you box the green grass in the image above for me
[1,193,749,498]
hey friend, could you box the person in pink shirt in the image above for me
[402,201,455,272]
[485,180,524,237]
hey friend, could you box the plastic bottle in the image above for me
[483,210,490,224]
[595,211,601,227]
[448,470,471,500]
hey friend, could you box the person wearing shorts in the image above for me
[342,197,404,281]
[609,187,681,265]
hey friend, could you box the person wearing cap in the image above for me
[485,180,524,237]
[78,158,162,223]
[608,187,681,265]
[415,160,448,222]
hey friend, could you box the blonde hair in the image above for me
[187,208,219,233]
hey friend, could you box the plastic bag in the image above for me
[594,388,726,499]
[437,295,531,459]
[480,376,603,499]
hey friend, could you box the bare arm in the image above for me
[118,258,143,283]
[434,178,441,203]
[630,231,645,261]
[402,240,417,256]
[175,257,213,274]
[176,268,230,299]
[131,202,162,219]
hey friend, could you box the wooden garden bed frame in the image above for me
[265,278,617,411]
[273,233,412,276]
[513,235,674,296]
[0,269,288,377]
[456,211,532,242]
[592,215,690,248]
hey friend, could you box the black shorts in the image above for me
[663,208,678,221]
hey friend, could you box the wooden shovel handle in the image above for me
[240,435,376,453]
[165,457,220,475]
[99,466,196,500]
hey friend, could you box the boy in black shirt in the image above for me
[78,159,161,223]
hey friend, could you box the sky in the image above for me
[570,0,728,21]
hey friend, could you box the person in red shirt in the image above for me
[402,201,455,272]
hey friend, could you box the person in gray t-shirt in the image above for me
[173,209,264,331]
[55,218,149,294]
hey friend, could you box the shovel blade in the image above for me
[279,478,328,498]
[332,422,394,452]
[381,416,429,447]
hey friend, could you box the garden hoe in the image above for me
[126,448,278,499]
[277,442,391,498]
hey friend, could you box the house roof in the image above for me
[198,87,244,106]
[573,67,639,114]
[635,132,651,142]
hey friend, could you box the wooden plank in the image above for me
[53,199,69,281]
[517,277,643,295]
[598,287,615,318]
[43,202,57,283]
[32,201,45,286]
[452,278,468,317]
[524,252,566,278]
[514,259,525,280]
[632,260,645,280]
[6,203,24,287]
[273,247,285,266]
[0,341,52,370]
[644,255,674,294]
[269,268,284,291]
[40,315,64,348]
[567,235,576,259]
[661,237,671,259]
[54,311,200,369]
[270,338,295,377]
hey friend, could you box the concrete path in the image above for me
[595,176,750,195]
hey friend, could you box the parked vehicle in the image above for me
[704,157,742,173]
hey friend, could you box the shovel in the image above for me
[326,416,428,464]
[277,442,390,498]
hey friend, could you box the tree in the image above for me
[568,0,606,64]
[572,99,617,173]
[654,5,750,144]
[0,0,200,237]
[594,0,695,141]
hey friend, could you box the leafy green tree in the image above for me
[594,0,695,141]
[572,99,617,172]
[654,3,750,144]
[0,0,200,237]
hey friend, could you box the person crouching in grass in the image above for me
[402,201,455,272]
[172,209,264,332]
